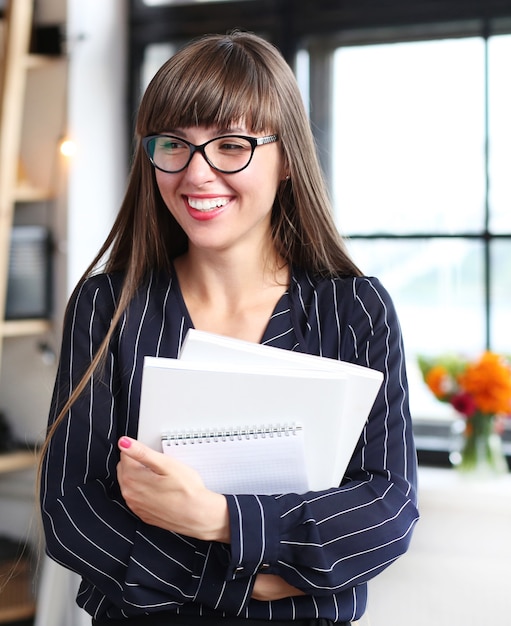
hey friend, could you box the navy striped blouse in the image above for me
[40,266,419,623]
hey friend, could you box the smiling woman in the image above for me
[39,31,418,626]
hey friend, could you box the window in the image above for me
[140,43,176,91]
[316,34,511,421]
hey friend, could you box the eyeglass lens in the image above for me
[146,136,256,173]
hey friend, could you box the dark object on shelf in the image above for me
[0,536,23,562]
[0,412,15,453]
[5,226,52,320]
[30,24,64,56]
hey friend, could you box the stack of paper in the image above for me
[136,329,383,494]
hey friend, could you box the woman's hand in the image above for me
[117,436,230,542]
[251,574,305,601]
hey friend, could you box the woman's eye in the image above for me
[219,141,249,151]
[159,139,186,152]
[162,141,185,150]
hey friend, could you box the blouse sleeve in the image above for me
[223,276,419,596]
[40,275,252,618]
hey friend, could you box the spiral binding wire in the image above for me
[162,423,302,445]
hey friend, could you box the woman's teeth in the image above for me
[188,197,229,212]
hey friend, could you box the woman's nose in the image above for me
[183,149,217,185]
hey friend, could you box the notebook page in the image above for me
[161,425,308,495]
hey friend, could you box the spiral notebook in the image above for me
[161,424,308,494]
[137,330,383,494]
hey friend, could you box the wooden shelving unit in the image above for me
[0,0,55,360]
[0,1,62,622]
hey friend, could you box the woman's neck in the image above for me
[173,249,289,342]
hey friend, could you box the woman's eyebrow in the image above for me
[157,126,249,138]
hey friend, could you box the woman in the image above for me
[40,31,419,625]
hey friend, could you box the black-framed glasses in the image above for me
[142,134,279,174]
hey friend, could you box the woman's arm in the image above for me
[40,275,255,618]
[117,436,306,602]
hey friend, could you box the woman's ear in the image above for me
[280,155,290,182]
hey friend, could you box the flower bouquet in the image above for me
[418,351,511,476]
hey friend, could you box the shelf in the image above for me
[0,2,59,622]
[25,52,58,70]
[14,182,54,202]
[0,602,36,623]
[0,318,51,338]
[0,450,36,474]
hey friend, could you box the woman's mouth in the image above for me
[187,196,230,212]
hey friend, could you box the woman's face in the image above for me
[153,125,285,257]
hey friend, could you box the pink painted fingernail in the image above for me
[119,437,132,449]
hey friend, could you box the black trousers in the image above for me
[92,617,349,626]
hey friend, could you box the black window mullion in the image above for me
[483,32,491,349]
[307,43,334,189]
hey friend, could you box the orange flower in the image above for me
[457,352,511,415]
[425,365,451,399]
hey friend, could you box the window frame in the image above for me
[305,25,511,465]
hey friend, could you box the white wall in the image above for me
[66,0,128,293]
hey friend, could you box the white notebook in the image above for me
[137,330,383,494]
[180,329,384,471]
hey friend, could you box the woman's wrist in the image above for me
[194,490,230,543]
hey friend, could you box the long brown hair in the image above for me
[40,31,362,459]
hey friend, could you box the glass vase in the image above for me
[454,412,509,477]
